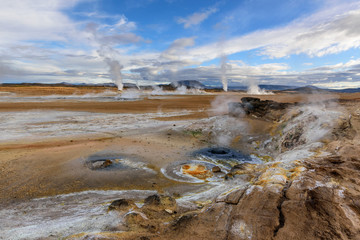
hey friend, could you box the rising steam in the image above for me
[86,23,124,91]
[97,46,123,91]
[247,81,273,95]
[105,58,123,91]
[220,55,228,92]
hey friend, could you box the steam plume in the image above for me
[104,57,123,91]
[97,46,123,91]
[86,23,124,91]
[247,81,273,95]
[220,55,228,92]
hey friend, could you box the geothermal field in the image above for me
[0,85,360,240]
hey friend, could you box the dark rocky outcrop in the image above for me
[229,97,294,121]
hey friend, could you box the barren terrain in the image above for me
[1,86,360,239]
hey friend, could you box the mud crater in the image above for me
[162,147,260,183]
[85,152,147,171]
[192,147,256,166]
[86,157,125,170]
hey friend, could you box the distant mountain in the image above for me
[281,85,360,93]
[283,85,330,93]
[258,84,297,91]
[123,83,139,88]
[331,88,360,93]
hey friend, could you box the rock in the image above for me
[91,160,105,169]
[101,159,113,168]
[160,195,177,208]
[281,126,305,151]
[171,213,196,230]
[164,203,231,239]
[224,173,233,180]
[230,163,256,175]
[141,195,177,220]
[165,209,174,214]
[230,163,251,172]
[125,212,148,229]
[173,193,181,198]
[108,199,136,211]
[224,188,246,204]
[144,194,161,206]
[212,166,221,173]
[332,116,356,140]
[90,159,113,170]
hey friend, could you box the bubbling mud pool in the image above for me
[85,152,155,173]
[162,147,261,183]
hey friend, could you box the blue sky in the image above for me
[1,0,360,89]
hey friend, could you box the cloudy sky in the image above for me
[1,0,360,89]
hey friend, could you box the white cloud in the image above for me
[303,63,313,66]
[183,1,360,61]
[177,7,217,29]
[306,58,360,73]
[161,37,195,60]
[313,81,360,89]
[0,0,81,44]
